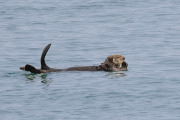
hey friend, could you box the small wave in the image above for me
[106,72,126,79]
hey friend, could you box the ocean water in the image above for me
[1,0,180,120]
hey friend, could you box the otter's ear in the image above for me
[108,57,113,63]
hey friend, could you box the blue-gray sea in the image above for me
[1,0,180,120]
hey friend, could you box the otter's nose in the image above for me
[122,61,127,67]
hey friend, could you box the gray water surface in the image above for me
[1,0,180,120]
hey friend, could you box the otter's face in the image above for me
[105,55,128,71]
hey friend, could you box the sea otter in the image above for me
[20,44,128,73]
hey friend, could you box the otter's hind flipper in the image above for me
[41,44,51,70]
[20,64,41,73]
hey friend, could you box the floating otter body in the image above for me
[20,44,128,73]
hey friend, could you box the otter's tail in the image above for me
[41,44,51,70]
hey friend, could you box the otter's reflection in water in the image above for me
[24,73,52,84]
[106,72,126,79]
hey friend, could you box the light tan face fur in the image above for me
[105,55,125,64]
[102,55,128,71]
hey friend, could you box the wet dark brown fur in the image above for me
[20,44,128,73]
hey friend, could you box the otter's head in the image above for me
[101,55,128,71]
